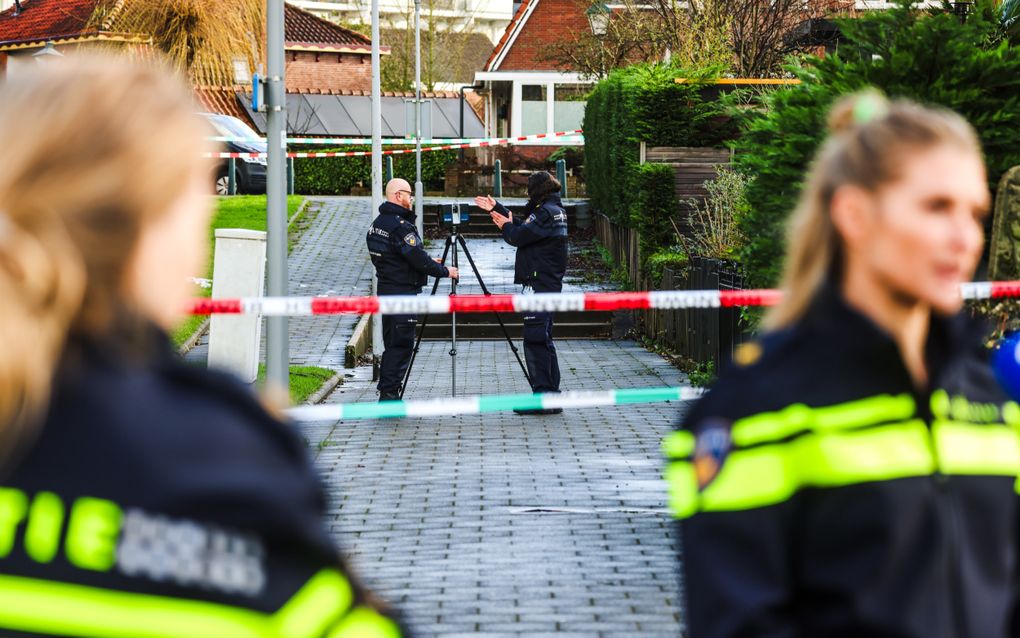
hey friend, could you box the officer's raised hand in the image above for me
[474,194,497,211]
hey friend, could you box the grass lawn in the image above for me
[171,195,305,347]
[257,365,337,405]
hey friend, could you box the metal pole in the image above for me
[494,159,502,198]
[371,0,384,375]
[414,0,424,237]
[266,0,289,391]
[227,158,237,195]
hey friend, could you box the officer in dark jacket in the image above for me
[2,331,404,638]
[665,93,1020,638]
[368,178,458,400]
[475,171,568,414]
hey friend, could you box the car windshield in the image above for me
[208,115,263,143]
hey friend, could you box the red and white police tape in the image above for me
[189,281,1020,317]
[206,130,584,160]
[210,133,585,146]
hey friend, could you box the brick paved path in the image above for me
[291,197,689,637]
[189,197,689,635]
[186,197,374,367]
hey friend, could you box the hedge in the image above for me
[294,146,457,195]
[734,0,1020,288]
[584,63,739,270]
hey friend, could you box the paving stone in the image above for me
[188,197,692,635]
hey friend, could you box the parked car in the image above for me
[202,113,267,195]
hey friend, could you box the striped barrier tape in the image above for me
[209,131,585,146]
[206,130,585,160]
[286,387,705,421]
[188,282,1020,317]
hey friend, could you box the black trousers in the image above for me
[378,313,418,394]
[523,310,560,393]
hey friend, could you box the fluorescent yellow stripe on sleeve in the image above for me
[664,461,698,519]
[0,568,373,638]
[273,569,354,638]
[662,430,695,459]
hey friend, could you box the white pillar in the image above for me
[208,229,267,383]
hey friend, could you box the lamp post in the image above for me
[585,2,610,37]
[32,41,63,65]
[585,2,610,77]
[414,0,424,237]
[265,0,289,391]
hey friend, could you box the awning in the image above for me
[238,92,485,138]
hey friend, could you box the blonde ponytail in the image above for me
[766,91,983,330]
[0,54,213,457]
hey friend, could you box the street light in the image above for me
[32,41,63,65]
[951,1,974,23]
[586,2,610,37]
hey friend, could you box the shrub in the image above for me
[685,166,750,261]
[583,63,739,227]
[631,162,681,263]
[294,146,457,195]
[646,246,690,285]
[734,0,1020,288]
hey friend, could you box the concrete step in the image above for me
[420,322,611,340]
[419,309,613,340]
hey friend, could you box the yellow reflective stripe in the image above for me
[273,569,354,638]
[327,606,402,638]
[662,430,695,459]
[933,421,1020,476]
[664,461,698,519]
[670,421,936,518]
[0,573,267,638]
[0,568,370,638]
[797,420,935,487]
[699,444,797,513]
[731,394,916,447]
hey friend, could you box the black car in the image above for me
[203,113,268,195]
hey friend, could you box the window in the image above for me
[521,84,547,136]
[553,84,587,133]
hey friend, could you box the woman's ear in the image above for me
[830,184,875,253]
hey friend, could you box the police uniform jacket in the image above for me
[665,288,1020,638]
[0,331,401,638]
[495,195,568,292]
[367,201,447,294]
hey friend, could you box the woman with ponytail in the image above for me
[665,92,1020,637]
[0,56,402,638]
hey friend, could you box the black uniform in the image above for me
[367,201,448,396]
[495,195,568,393]
[0,331,401,638]
[665,288,1020,638]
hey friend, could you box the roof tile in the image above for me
[0,0,107,46]
[285,4,371,48]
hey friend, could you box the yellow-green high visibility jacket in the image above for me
[665,289,1020,638]
[0,332,402,638]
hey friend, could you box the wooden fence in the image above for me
[643,145,732,238]
[596,211,747,370]
[594,212,642,290]
[642,259,747,370]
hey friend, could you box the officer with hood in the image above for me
[368,178,459,401]
[475,171,568,414]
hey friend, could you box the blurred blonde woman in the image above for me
[0,56,401,637]
[666,92,1020,637]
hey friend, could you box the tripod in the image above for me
[400,222,532,398]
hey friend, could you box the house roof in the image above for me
[285,3,377,54]
[0,1,379,53]
[194,86,252,124]
[483,0,534,72]
[0,0,144,49]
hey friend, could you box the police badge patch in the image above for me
[693,420,732,490]
[404,233,418,247]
